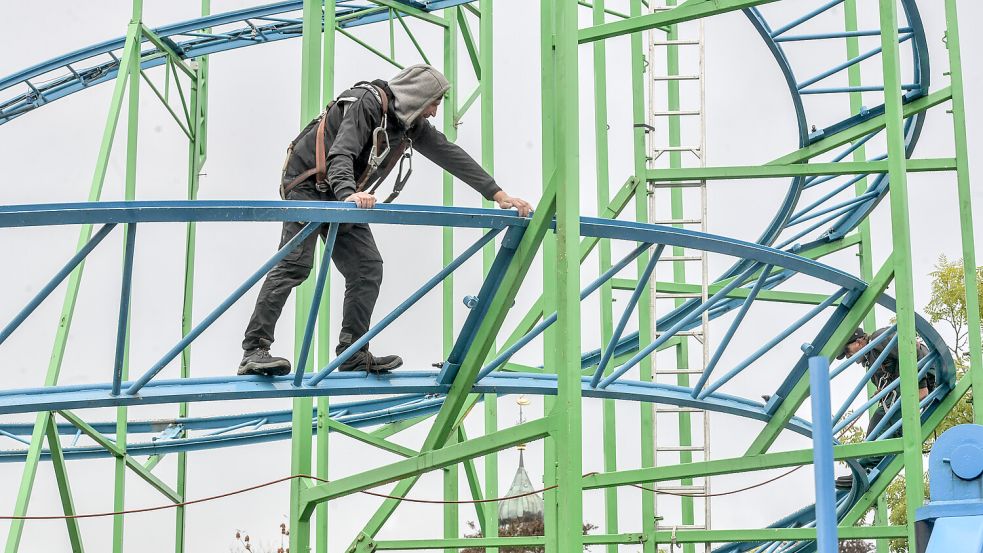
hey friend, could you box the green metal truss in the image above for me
[2,1,980,552]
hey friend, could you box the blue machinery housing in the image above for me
[0,1,960,552]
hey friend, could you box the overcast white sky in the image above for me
[0,1,981,551]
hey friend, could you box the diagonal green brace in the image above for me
[46,419,85,553]
[578,0,780,43]
[57,411,182,504]
[299,417,552,516]
[746,253,895,455]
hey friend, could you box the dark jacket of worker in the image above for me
[282,68,501,202]
[860,327,932,402]
[243,65,499,358]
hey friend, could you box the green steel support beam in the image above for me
[3,21,141,553]
[289,1,323,550]
[367,0,448,27]
[592,1,619,550]
[139,26,197,79]
[301,418,551,512]
[578,0,779,43]
[550,0,584,549]
[442,10,461,551]
[457,9,480,80]
[138,71,193,139]
[585,439,903,489]
[336,26,404,69]
[478,1,498,540]
[841,2,886,549]
[45,420,84,553]
[56,411,181,504]
[324,419,418,458]
[370,415,433,439]
[578,1,630,20]
[878,0,925,545]
[316,6,336,553]
[371,527,908,549]
[113,12,142,551]
[747,254,896,455]
[629,0,656,550]
[768,87,952,167]
[175,5,210,549]
[457,427,488,535]
[394,11,431,65]
[944,0,983,422]
[647,158,955,182]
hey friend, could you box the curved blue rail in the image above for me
[0,0,952,550]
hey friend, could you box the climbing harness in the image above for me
[280,82,391,199]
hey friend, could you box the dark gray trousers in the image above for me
[242,186,383,354]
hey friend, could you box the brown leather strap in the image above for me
[282,84,390,200]
[314,109,328,184]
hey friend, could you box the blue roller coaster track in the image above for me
[0,1,955,551]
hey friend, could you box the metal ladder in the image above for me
[645,5,712,551]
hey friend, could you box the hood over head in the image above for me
[388,64,450,126]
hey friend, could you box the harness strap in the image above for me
[281,83,390,199]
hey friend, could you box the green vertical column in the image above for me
[842,3,886,551]
[176,3,210,551]
[877,0,924,547]
[551,0,582,550]
[540,0,559,551]
[3,18,142,553]
[944,0,983,422]
[631,0,656,550]
[479,1,499,548]
[442,10,461,552]
[591,1,619,551]
[290,1,323,551]
[112,5,143,550]
[315,3,337,552]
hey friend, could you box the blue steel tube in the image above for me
[112,223,138,396]
[596,261,764,389]
[293,223,339,387]
[306,227,503,387]
[807,353,837,553]
[478,241,651,380]
[590,244,665,387]
[126,222,320,394]
[0,223,117,347]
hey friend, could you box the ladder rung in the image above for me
[656,445,706,452]
[655,292,704,299]
[655,484,707,492]
[664,255,702,261]
[653,218,702,225]
[653,40,700,46]
[652,74,700,81]
[654,146,702,153]
[652,110,701,116]
[656,330,703,337]
[649,181,705,189]
[654,369,704,375]
[657,524,707,530]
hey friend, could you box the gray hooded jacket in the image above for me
[284,65,501,202]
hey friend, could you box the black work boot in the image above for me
[238,347,291,376]
[337,350,403,373]
[835,475,854,490]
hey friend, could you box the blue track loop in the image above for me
[0,1,953,549]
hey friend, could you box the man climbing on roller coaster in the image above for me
[238,64,532,376]
[835,327,933,487]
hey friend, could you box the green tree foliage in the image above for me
[460,519,597,552]
[839,539,874,553]
[924,255,983,361]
